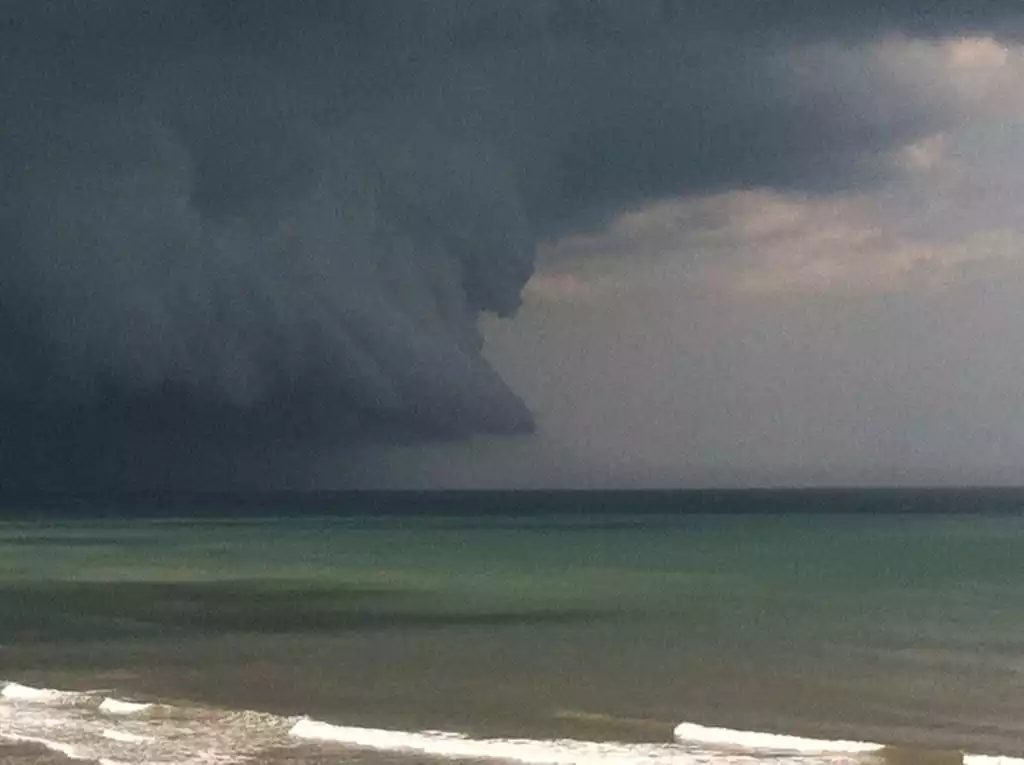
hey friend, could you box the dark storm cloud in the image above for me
[0,0,1017,490]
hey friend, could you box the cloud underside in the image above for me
[534,33,1024,298]
[1,1,1020,489]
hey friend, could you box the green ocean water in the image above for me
[2,494,1024,763]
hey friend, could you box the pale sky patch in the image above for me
[945,35,1009,70]
[897,132,950,173]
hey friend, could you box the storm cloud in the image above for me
[1,1,1020,490]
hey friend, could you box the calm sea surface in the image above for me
[1,492,1023,764]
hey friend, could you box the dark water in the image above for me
[2,492,1024,764]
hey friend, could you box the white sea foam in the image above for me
[99,698,153,715]
[289,717,871,764]
[4,680,1022,765]
[2,681,291,765]
[102,729,154,743]
[673,722,884,754]
[1,682,85,704]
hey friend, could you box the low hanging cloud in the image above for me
[1,1,1021,490]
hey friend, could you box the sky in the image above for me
[2,1,1024,491]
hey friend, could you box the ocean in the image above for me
[1,491,1023,765]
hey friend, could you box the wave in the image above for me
[289,717,857,764]
[1,682,87,704]
[1,681,291,765]
[98,699,152,716]
[101,729,154,744]
[5,681,1024,765]
[673,722,883,754]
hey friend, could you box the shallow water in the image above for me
[2,498,1024,763]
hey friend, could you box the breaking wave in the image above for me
[288,716,875,764]
[1,682,88,705]
[97,699,153,716]
[3,681,1022,765]
[672,722,882,754]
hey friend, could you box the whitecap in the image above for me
[673,722,884,754]
[289,717,866,764]
[99,698,153,715]
[1,682,85,705]
[101,729,154,744]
